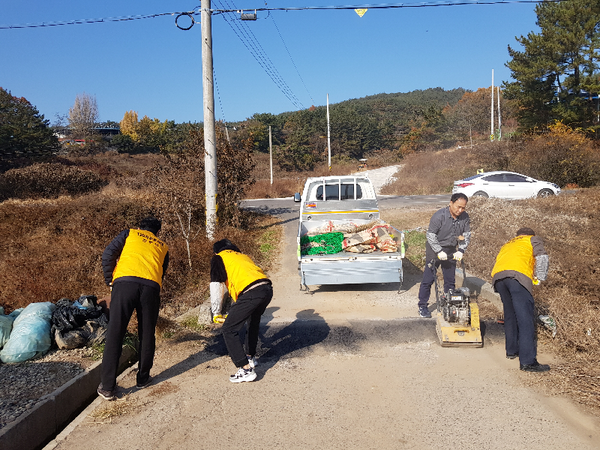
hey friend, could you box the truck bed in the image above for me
[297,175,403,289]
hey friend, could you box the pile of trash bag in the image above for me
[0,302,56,363]
[0,306,21,349]
[51,295,108,350]
[0,295,110,364]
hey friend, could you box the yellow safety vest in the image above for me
[218,250,267,301]
[491,235,535,281]
[113,229,168,287]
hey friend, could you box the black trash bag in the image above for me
[51,296,103,335]
[54,328,88,349]
[54,317,109,350]
[85,319,108,346]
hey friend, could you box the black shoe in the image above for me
[136,376,153,389]
[97,384,116,400]
[418,306,432,318]
[506,354,518,360]
[520,362,550,372]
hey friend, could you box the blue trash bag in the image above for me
[0,302,56,363]
[0,307,16,350]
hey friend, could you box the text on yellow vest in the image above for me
[218,250,267,301]
[113,229,168,287]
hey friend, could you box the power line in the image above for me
[269,12,315,105]
[219,0,304,109]
[0,11,189,30]
[214,0,564,13]
[0,1,564,30]
[214,0,305,110]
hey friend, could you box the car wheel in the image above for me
[538,188,555,198]
[472,191,489,198]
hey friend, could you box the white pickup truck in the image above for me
[297,175,404,291]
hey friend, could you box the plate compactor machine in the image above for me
[431,259,483,347]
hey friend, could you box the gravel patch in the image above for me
[0,348,98,430]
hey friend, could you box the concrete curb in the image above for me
[455,268,503,312]
[0,346,137,450]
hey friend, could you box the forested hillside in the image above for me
[233,87,507,171]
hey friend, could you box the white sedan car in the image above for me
[452,171,560,199]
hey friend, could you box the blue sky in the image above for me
[0,1,539,125]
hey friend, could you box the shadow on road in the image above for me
[256,307,331,377]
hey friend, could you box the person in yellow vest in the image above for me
[491,227,549,372]
[211,239,273,383]
[97,217,169,400]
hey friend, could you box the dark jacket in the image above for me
[425,206,471,261]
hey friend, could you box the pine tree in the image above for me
[504,0,600,132]
[0,87,59,157]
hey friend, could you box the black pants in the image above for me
[101,281,161,391]
[495,277,537,365]
[418,259,456,308]
[222,283,273,368]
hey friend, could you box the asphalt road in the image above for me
[240,193,451,216]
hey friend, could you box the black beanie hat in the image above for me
[213,239,241,254]
[516,227,535,236]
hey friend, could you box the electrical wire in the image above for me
[0,1,563,30]
[269,11,315,105]
[219,0,304,109]
[213,68,228,123]
[214,0,305,110]
[215,0,565,13]
[0,11,188,30]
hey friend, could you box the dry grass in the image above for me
[465,191,600,410]
[88,395,146,424]
[245,151,400,199]
[0,154,282,315]
[381,147,480,195]
[382,208,438,233]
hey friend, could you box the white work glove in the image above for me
[453,251,463,261]
[437,251,447,261]
[208,282,227,324]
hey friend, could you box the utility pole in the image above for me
[326,93,331,171]
[497,86,502,141]
[202,0,218,240]
[269,125,273,185]
[491,69,494,140]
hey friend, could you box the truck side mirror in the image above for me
[294,193,301,202]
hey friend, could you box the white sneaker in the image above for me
[247,355,257,368]
[230,367,257,383]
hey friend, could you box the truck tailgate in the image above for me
[300,252,403,286]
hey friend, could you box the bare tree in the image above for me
[68,93,99,139]
[149,129,205,268]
